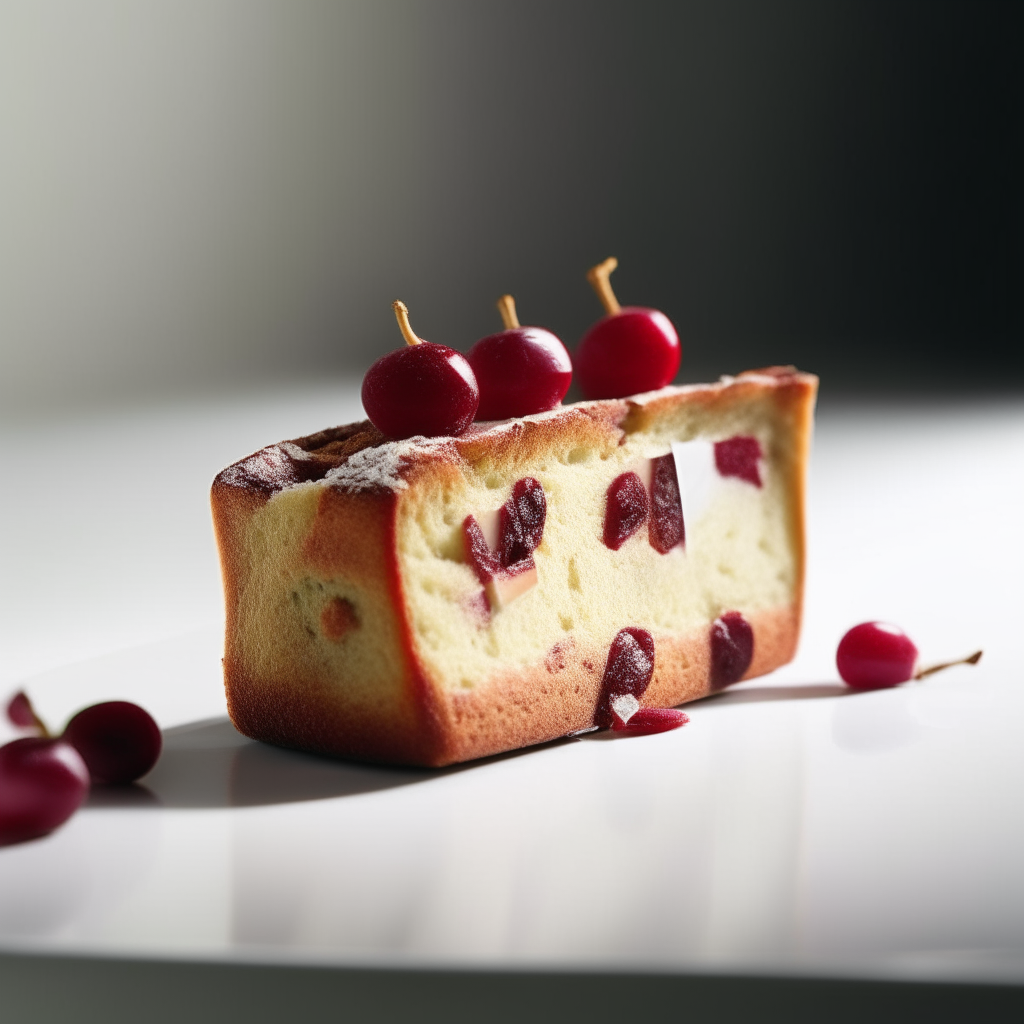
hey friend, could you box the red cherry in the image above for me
[0,737,90,845]
[468,294,572,420]
[836,622,919,690]
[575,258,681,400]
[64,701,162,784]
[361,301,479,440]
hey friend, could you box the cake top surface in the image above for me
[214,367,813,499]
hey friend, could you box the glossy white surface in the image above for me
[1,389,1022,983]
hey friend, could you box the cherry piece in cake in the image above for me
[595,627,656,728]
[499,477,546,567]
[463,477,547,611]
[321,597,359,641]
[361,301,480,440]
[0,737,90,846]
[603,471,650,550]
[710,611,754,690]
[64,701,162,785]
[648,453,684,553]
[714,436,763,487]
[575,258,681,400]
[468,295,572,420]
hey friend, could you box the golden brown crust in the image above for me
[212,371,817,767]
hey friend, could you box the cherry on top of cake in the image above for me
[214,367,810,500]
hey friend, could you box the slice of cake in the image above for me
[212,367,817,766]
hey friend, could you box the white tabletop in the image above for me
[2,385,1023,989]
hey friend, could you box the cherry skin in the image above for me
[0,737,90,845]
[577,308,680,400]
[64,701,163,784]
[468,295,572,420]
[612,707,689,736]
[837,622,919,690]
[362,301,479,440]
[575,258,680,400]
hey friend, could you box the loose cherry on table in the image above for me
[0,737,90,846]
[2,691,163,845]
[467,295,572,420]
[361,301,480,440]
[836,622,982,691]
[64,701,163,785]
[575,258,681,400]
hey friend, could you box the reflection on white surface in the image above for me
[1,390,1023,983]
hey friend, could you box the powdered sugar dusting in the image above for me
[220,442,311,490]
[323,436,453,493]
[611,693,640,725]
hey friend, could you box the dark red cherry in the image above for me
[595,627,656,728]
[361,301,479,440]
[649,453,684,553]
[836,622,919,690]
[710,611,754,690]
[715,436,763,487]
[0,737,90,845]
[64,701,162,784]
[499,476,546,566]
[575,258,680,400]
[468,295,572,420]
[603,471,649,550]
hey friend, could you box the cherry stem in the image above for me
[11,691,51,737]
[496,294,520,330]
[392,300,422,346]
[914,649,983,680]
[587,257,622,316]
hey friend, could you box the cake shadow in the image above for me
[141,717,441,809]
[131,687,849,809]
[696,682,850,705]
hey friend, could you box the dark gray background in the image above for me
[1,0,1020,416]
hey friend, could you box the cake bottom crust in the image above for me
[227,606,798,767]
[437,605,797,765]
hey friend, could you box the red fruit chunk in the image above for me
[576,308,680,400]
[0,738,90,846]
[64,701,162,784]
[468,327,572,420]
[710,611,754,690]
[603,471,649,550]
[714,436,763,487]
[611,707,689,735]
[463,514,502,583]
[500,477,547,567]
[837,622,919,690]
[362,342,479,440]
[595,627,656,728]
[649,453,684,553]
